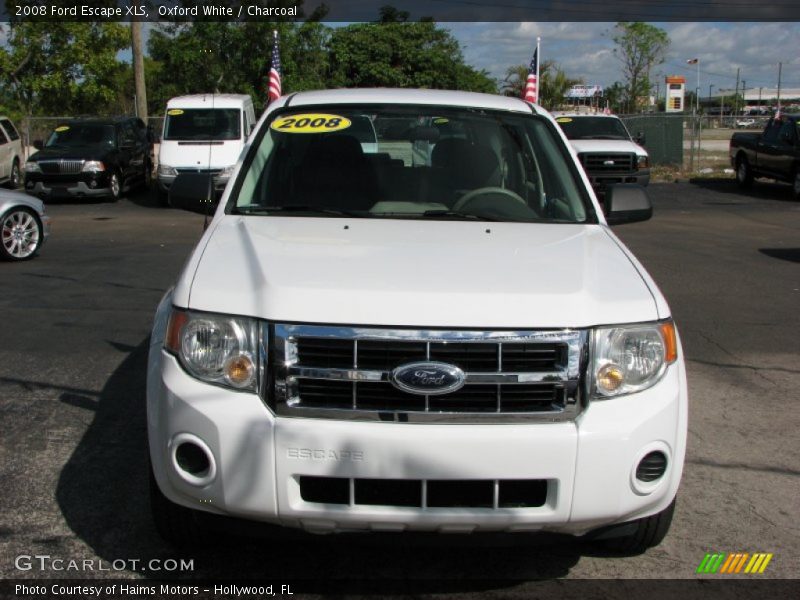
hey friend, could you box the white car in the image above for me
[148,89,687,553]
[0,117,24,189]
[554,114,650,198]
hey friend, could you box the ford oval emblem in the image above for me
[390,362,466,396]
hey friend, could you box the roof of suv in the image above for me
[57,117,143,126]
[283,88,539,114]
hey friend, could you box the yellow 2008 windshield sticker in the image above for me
[555,117,573,123]
[270,113,351,133]
[167,109,184,116]
[54,125,70,132]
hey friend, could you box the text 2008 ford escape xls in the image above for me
[147,89,687,553]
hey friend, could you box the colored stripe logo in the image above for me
[697,552,773,574]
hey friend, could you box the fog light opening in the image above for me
[176,442,210,477]
[636,451,668,483]
[170,434,216,486]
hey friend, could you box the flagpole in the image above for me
[535,37,541,104]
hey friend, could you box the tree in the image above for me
[0,22,128,116]
[612,22,669,113]
[502,60,582,111]
[328,21,495,93]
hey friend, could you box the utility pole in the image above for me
[741,80,747,114]
[777,62,782,110]
[131,21,148,122]
[734,67,740,117]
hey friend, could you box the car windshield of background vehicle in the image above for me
[557,116,630,141]
[163,108,241,141]
[231,106,592,224]
[46,124,115,147]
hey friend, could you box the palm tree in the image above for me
[502,60,583,111]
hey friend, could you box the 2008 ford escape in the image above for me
[147,89,688,552]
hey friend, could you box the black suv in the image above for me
[24,117,153,201]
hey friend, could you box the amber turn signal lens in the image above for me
[223,354,255,388]
[660,321,678,364]
[165,310,188,353]
[597,364,625,392]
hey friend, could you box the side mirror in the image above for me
[33,140,43,150]
[634,131,646,146]
[169,173,215,213]
[605,184,652,225]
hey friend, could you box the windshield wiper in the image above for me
[420,210,499,221]
[235,205,366,218]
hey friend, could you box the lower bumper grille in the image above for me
[299,476,548,509]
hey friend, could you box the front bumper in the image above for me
[25,178,113,199]
[157,174,229,196]
[588,169,650,195]
[148,346,687,536]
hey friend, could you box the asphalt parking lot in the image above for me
[0,181,798,592]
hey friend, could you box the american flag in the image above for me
[523,47,538,103]
[268,30,282,102]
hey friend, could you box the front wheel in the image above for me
[108,172,121,202]
[7,159,21,189]
[594,498,676,554]
[1,207,43,261]
[735,156,754,189]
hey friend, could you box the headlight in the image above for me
[24,162,41,173]
[219,164,236,177]
[158,164,178,177]
[165,309,259,391]
[591,320,677,398]
[637,155,649,169]
[82,160,105,173]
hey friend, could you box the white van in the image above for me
[156,94,255,206]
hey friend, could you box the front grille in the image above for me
[175,167,222,175]
[270,324,586,423]
[579,152,635,172]
[38,159,85,175]
[299,476,548,508]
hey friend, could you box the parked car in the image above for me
[735,118,756,128]
[148,89,686,554]
[554,113,650,199]
[730,114,800,199]
[1,189,50,261]
[157,94,256,206]
[24,117,153,201]
[0,116,24,189]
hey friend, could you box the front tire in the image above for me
[1,207,43,261]
[149,466,206,547]
[7,159,21,189]
[108,172,121,202]
[735,156,754,189]
[595,498,676,554]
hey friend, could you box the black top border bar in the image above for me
[3,0,800,22]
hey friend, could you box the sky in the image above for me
[447,22,800,96]
[3,21,798,98]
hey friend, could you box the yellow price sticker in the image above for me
[54,125,70,132]
[270,113,352,134]
[433,117,449,124]
[167,109,184,116]
[555,117,573,123]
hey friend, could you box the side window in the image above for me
[778,120,796,145]
[762,120,782,143]
[0,127,8,145]
[121,122,136,146]
[1,120,20,141]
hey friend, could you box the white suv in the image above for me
[0,117,23,189]
[148,89,687,553]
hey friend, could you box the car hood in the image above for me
[179,217,662,329]
[29,145,111,161]
[569,139,647,157]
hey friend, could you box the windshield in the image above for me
[163,108,241,141]
[46,124,115,147]
[229,105,593,224]
[556,116,631,140]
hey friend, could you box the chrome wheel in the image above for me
[9,161,21,189]
[1,209,41,260]
[109,173,121,200]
